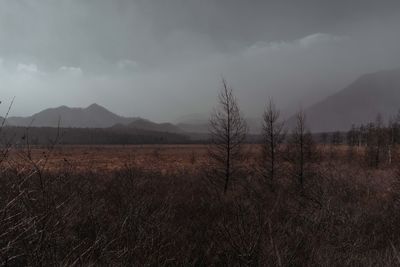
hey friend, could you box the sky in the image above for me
[1,0,400,122]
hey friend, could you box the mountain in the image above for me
[115,118,184,133]
[175,113,209,133]
[177,122,209,133]
[288,68,400,133]
[6,104,137,128]
[5,103,189,134]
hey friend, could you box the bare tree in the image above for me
[0,97,14,133]
[0,98,15,165]
[366,114,388,168]
[320,132,328,145]
[346,124,359,161]
[388,118,396,165]
[288,109,315,190]
[261,98,285,190]
[208,79,247,194]
[331,131,343,146]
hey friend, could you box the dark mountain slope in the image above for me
[288,68,400,132]
[7,104,136,128]
[125,118,184,133]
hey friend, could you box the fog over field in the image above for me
[1,0,400,122]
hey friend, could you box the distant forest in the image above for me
[0,126,192,145]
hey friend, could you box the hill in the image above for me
[6,104,137,128]
[5,104,186,134]
[288,68,400,132]
[125,118,183,133]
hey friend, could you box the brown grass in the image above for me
[1,144,400,266]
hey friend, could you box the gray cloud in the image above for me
[1,0,400,121]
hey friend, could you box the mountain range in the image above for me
[6,103,134,128]
[4,103,183,133]
[2,68,400,134]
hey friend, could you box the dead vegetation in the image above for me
[1,141,400,266]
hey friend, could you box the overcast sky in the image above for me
[1,0,400,122]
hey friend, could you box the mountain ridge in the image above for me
[5,104,184,133]
[287,68,400,132]
[4,68,400,135]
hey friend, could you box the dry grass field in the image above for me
[2,143,400,266]
[6,144,263,174]
[6,145,210,173]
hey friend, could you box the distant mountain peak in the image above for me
[5,103,185,133]
[6,103,130,128]
[86,103,104,109]
[287,68,400,133]
[126,118,184,133]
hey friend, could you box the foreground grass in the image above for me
[1,146,400,266]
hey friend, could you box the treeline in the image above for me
[0,125,190,145]
[348,115,400,167]
[316,112,400,168]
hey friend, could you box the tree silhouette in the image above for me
[208,79,247,194]
[261,98,285,190]
[288,109,315,190]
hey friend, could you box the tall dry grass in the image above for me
[1,143,400,266]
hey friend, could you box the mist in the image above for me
[1,0,400,122]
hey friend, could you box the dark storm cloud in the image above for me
[1,0,400,121]
[136,0,400,47]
